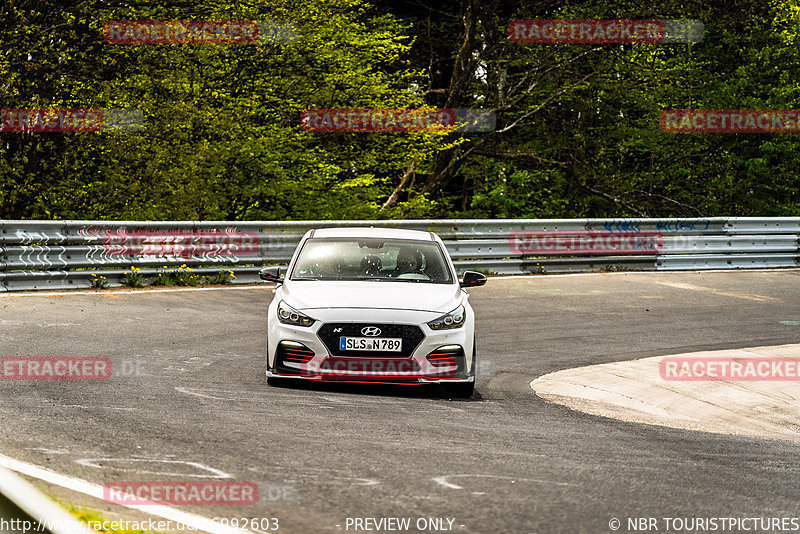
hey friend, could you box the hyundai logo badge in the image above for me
[361,326,382,337]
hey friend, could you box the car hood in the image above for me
[282,280,462,313]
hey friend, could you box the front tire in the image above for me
[267,375,287,387]
[444,342,476,398]
[266,343,284,387]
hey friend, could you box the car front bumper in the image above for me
[267,307,475,384]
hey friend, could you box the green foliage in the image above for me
[121,266,145,288]
[89,273,109,289]
[149,265,202,286]
[1,0,799,219]
[147,266,234,286]
[0,0,446,219]
[207,269,237,285]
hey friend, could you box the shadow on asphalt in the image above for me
[266,378,485,402]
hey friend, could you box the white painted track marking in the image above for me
[654,280,782,302]
[432,474,576,490]
[74,458,231,478]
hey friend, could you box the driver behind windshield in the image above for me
[394,248,423,276]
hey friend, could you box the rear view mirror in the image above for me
[460,271,487,288]
[259,266,284,283]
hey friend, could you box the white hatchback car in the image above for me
[259,227,486,397]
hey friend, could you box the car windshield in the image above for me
[291,238,453,283]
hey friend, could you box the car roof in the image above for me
[307,227,435,241]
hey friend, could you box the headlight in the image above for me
[427,304,466,330]
[277,301,316,327]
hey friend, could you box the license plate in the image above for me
[339,337,402,352]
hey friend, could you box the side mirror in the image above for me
[460,271,487,288]
[259,266,284,283]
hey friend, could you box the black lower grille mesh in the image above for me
[317,323,425,357]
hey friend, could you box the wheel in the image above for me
[444,342,476,398]
[267,375,287,387]
[265,340,275,383]
[266,342,285,387]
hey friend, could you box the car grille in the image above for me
[317,323,425,357]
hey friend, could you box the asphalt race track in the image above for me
[2,270,800,534]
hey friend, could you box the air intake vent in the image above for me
[275,341,315,374]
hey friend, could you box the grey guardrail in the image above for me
[0,217,798,291]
